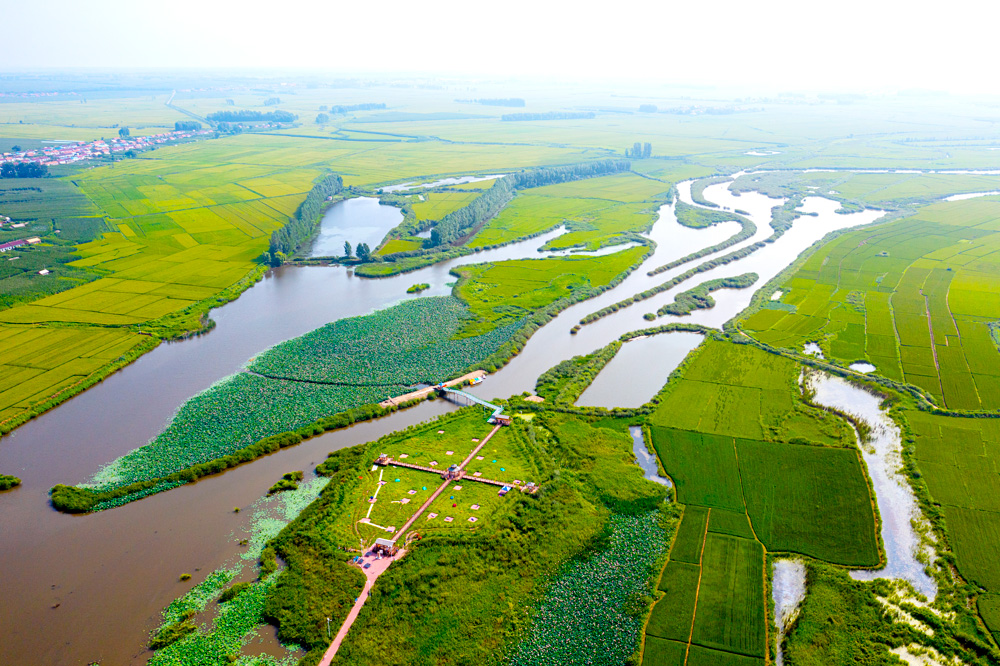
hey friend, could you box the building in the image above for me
[0,239,27,252]
[373,538,398,557]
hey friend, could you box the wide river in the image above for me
[0,178,883,665]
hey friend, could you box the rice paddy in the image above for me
[741,196,1000,410]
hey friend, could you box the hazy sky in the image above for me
[4,0,998,93]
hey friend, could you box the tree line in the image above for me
[428,159,631,246]
[456,98,525,107]
[1,162,48,178]
[501,111,595,121]
[206,110,297,123]
[174,121,202,131]
[625,142,652,158]
[319,103,386,114]
[267,174,344,263]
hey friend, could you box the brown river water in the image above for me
[0,182,883,665]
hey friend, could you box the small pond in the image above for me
[308,197,403,257]
[576,332,704,409]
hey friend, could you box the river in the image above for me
[0,176,889,665]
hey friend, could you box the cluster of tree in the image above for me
[267,174,344,263]
[0,162,48,178]
[428,159,630,247]
[117,127,130,138]
[343,240,371,261]
[327,103,386,114]
[263,97,281,106]
[501,111,595,121]
[625,142,652,158]
[315,113,329,124]
[638,104,658,113]
[456,98,525,107]
[206,110,297,123]
[174,120,202,131]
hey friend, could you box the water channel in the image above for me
[808,372,936,599]
[0,175,892,664]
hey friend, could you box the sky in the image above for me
[3,0,999,94]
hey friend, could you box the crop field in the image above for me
[907,411,1000,595]
[644,509,766,664]
[409,190,481,221]
[649,427,877,566]
[469,171,668,250]
[691,534,765,658]
[652,340,853,446]
[454,246,647,335]
[742,196,1000,410]
[0,325,147,426]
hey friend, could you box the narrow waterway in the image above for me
[0,175,891,664]
[628,426,671,487]
[772,559,807,666]
[807,372,937,599]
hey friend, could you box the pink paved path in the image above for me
[318,548,406,666]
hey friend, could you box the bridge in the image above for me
[439,387,507,423]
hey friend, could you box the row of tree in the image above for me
[625,142,652,158]
[428,159,631,247]
[174,121,202,131]
[267,174,344,263]
[455,98,525,107]
[206,110,297,123]
[1,162,48,178]
[501,111,595,121]
[319,103,386,114]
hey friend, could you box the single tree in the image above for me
[118,127,130,139]
[0,162,15,178]
[643,142,652,158]
[343,241,352,257]
[10,145,21,152]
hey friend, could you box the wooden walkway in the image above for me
[378,370,485,409]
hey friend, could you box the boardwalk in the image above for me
[378,370,485,409]
[320,423,510,662]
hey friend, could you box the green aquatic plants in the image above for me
[54,297,519,511]
[250,297,522,385]
[507,511,671,666]
[0,474,21,490]
[406,282,429,293]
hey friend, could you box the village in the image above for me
[0,127,212,167]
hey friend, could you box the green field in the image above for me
[469,171,669,250]
[907,411,1000,593]
[742,196,1000,410]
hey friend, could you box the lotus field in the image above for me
[508,511,669,666]
[87,297,521,491]
[250,296,524,385]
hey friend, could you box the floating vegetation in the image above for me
[507,511,668,665]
